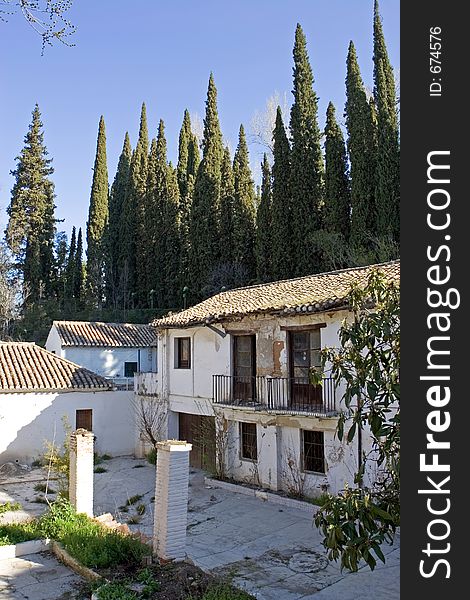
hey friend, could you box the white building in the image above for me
[46,321,157,388]
[0,342,136,463]
[138,261,399,498]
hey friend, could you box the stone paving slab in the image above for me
[0,551,83,599]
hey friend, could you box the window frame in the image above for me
[239,422,258,462]
[301,429,325,474]
[124,361,138,378]
[175,337,191,369]
[75,409,93,432]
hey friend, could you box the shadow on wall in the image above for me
[0,390,135,464]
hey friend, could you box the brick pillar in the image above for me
[69,429,94,517]
[153,440,192,561]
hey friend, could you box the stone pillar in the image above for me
[153,440,192,561]
[69,429,94,517]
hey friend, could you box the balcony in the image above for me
[212,374,337,417]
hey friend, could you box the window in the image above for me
[76,409,93,431]
[302,430,325,473]
[240,422,257,461]
[290,329,321,380]
[175,337,191,369]
[124,362,138,377]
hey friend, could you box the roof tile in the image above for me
[53,321,157,348]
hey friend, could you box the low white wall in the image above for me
[0,390,135,463]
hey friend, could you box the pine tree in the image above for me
[189,73,224,299]
[219,146,235,266]
[5,104,57,303]
[86,115,109,307]
[289,24,324,276]
[65,226,77,301]
[232,124,256,281]
[106,132,132,307]
[256,154,273,282]
[373,0,399,244]
[345,41,377,250]
[324,102,351,238]
[271,107,292,280]
[74,227,84,303]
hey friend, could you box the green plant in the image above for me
[309,493,330,507]
[136,504,146,515]
[0,522,41,546]
[127,515,141,525]
[0,501,22,514]
[146,448,157,465]
[199,583,255,600]
[125,494,143,506]
[94,582,137,600]
[136,567,160,596]
[94,466,108,473]
[31,458,43,468]
[42,415,72,493]
[33,496,47,504]
[101,454,112,461]
[34,483,56,494]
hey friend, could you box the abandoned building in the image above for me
[137,260,400,498]
[46,320,157,388]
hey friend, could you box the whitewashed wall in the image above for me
[45,327,157,378]
[0,390,136,463]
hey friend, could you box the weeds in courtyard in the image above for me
[0,501,21,514]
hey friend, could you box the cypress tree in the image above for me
[86,115,109,307]
[74,227,84,303]
[324,102,351,238]
[345,41,377,250]
[121,103,148,308]
[162,163,181,309]
[177,111,200,296]
[219,146,235,266]
[5,104,56,303]
[65,225,76,301]
[189,73,224,299]
[271,107,292,280]
[54,231,68,304]
[106,132,132,308]
[256,153,273,282]
[373,0,399,243]
[232,124,256,281]
[289,24,324,276]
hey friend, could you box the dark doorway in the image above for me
[233,334,256,403]
[178,413,216,471]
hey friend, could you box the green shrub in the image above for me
[94,466,108,473]
[200,584,255,600]
[94,582,137,600]
[0,522,40,546]
[0,501,22,514]
[146,448,157,465]
[125,494,143,506]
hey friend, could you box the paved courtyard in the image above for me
[1,457,400,599]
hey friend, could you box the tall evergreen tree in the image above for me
[106,132,132,307]
[373,0,399,243]
[65,225,77,301]
[256,153,273,282]
[271,107,292,280]
[324,102,351,238]
[189,73,224,299]
[54,231,68,304]
[289,24,324,276]
[219,146,235,266]
[86,115,109,307]
[232,124,256,281]
[5,104,57,303]
[147,122,180,309]
[74,227,84,303]
[345,41,377,250]
[177,111,200,296]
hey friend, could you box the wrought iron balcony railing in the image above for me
[212,374,337,417]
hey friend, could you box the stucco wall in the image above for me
[0,390,136,463]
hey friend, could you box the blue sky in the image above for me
[0,0,399,241]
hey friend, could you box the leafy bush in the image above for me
[0,522,40,546]
[0,501,22,514]
[146,448,157,465]
[94,582,137,600]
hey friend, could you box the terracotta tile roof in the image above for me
[53,321,157,348]
[0,342,113,392]
[153,261,400,329]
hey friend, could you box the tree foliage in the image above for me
[314,269,400,572]
[256,154,272,282]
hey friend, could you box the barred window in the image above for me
[240,422,257,461]
[302,430,325,473]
